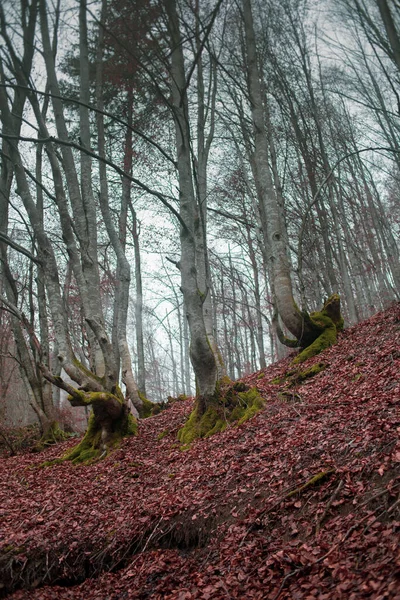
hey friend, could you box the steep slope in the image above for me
[1,303,399,599]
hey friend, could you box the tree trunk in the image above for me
[242,0,343,361]
[94,2,144,414]
[166,0,218,403]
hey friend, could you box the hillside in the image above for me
[1,303,400,600]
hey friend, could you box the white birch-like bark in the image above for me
[94,0,142,411]
[242,0,305,339]
[166,0,218,401]
[194,11,225,379]
[39,0,117,386]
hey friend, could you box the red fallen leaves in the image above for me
[1,303,400,599]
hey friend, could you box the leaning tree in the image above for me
[240,0,344,365]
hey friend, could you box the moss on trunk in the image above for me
[293,295,343,364]
[62,391,137,464]
[276,294,344,365]
[137,392,157,418]
[177,383,264,446]
[293,313,337,364]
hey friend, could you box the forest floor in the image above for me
[1,303,400,599]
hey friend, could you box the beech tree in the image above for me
[0,0,146,459]
[1,0,399,452]
[239,0,345,363]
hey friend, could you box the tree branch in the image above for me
[0,232,43,264]
[0,82,177,167]
[0,132,190,234]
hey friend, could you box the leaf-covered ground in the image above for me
[1,303,400,599]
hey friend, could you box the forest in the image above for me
[0,0,399,444]
[0,0,399,596]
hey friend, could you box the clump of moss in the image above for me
[167,394,188,404]
[293,313,337,364]
[352,373,364,382]
[137,393,156,418]
[289,362,327,383]
[40,422,71,445]
[33,422,71,453]
[62,401,137,465]
[177,384,264,445]
[270,376,284,385]
[283,294,344,365]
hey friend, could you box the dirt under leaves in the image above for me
[1,303,400,599]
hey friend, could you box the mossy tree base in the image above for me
[177,383,264,445]
[276,294,344,365]
[63,404,137,464]
[58,389,138,464]
[137,392,157,418]
[292,312,337,364]
[34,421,71,452]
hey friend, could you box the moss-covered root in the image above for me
[177,386,264,446]
[293,293,344,365]
[34,421,70,451]
[63,405,137,465]
[137,392,156,418]
[293,313,337,364]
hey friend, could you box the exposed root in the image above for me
[285,469,336,498]
[0,512,217,598]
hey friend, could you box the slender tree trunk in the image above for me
[131,207,146,397]
[166,0,218,404]
[94,1,143,414]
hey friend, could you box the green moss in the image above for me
[40,458,64,467]
[177,405,227,445]
[157,429,170,441]
[36,421,71,451]
[126,413,138,436]
[237,389,265,425]
[286,469,336,498]
[61,401,137,465]
[270,376,284,385]
[352,373,364,382]
[138,392,155,418]
[336,315,344,331]
[293,313,337,364]
[167,394,188,404]
[177,385,265,445]
[72,356,105,386]
[293,362,326,382]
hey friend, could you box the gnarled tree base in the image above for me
[63,405,137,464]
[34,421,70,452]
[177,383,264,446]
[292,312,337,364]
[39,389,138,465]
[276,294,344,365]
[64,411,137,464]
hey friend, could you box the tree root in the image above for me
[285,469,336,499]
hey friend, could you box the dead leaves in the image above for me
[2,303,400,599]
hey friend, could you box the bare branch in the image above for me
[0,232,43,265]
[0,131,189,234]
